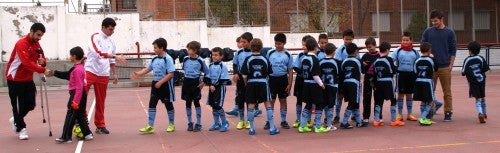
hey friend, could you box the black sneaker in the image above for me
[95,127,110,134]
[193,124,202,132]
[55,138,72,144]
[361,121,369,127]
[333,116,340,124]
[281,121,290,129]
[444,112,452,122]
[263,121,270,130]
[478,113,486,123]
[187,122,194,131]
[340,123,353,129]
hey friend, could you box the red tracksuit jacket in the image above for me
[5,34,46,82]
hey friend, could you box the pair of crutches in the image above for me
[37,49,53,137]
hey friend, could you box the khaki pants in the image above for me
[433,67,453,113]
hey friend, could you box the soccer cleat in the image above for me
[9,117,16,133]
[340,123,353,129]
[139,125,155,134]
[326,125,337,131]
[55,138,72,144]
[390,120,405,126]
[209,123,221,131]
[269,128,280,135]
[245,121,251,129]
[166,123,175,132]
[220,122,229,132]
[419,118,432,126]
[314,126,329,133]
[333,116,340,124]
[373,120,384,127]
[84,134,94,141]
[306,120,313,128]
[187,122,194,131]
[407,114,418,121]
[444,112,452,122]
[478,114,486,124]
[298,126,312,133]
[19,128,29,140]
[95,127,110,134]
[280,121,291,129]
[193,124,202,132]
[226,109,239,116]
[249,129,256,135]
[361,120,369,127]
[73,125,83,138]
[292,120,300,128]
[236,121,244,130]
[263,121,270,130]
[396,114,403,121]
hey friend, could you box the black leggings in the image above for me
[60,90,91,140]
[186,100,201,108]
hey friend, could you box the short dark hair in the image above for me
[403,31,412,40]
[305,38,318,51]
[467,41,481,55]
[430,9,444,19]
[302,35,314,42]
[318,33,328,40]
[241,32,253,42]
[365,37,376,46]
[187,41,201,54]
[236,37,241,43]
[211,47,223,56]
[324,43,337,55]
[101,17,116,28]
[346,43,358,55]
[152,38,168,50]
[274,33,286,43]
[250,38,263,52]
[343,29,355,38]
[70,46,84,60]
[379,42,391,53]
[420,42,432,53]
[30,23,46,33]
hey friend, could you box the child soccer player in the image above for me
[339,43,363,129]
[132,38,176,133]
[205,47,231,131]
[298,38,326,133]
[226,37,243,116]
[320,43,341,131]
[462,41,490,123]
[390,32,420,121]
[241,38,279,135]
[360,37,380,126]
[317,33,328,59]
[182,41,209,132]
[233,32,255,130]
[413,42,437,126]
[292,35,315,128]
[265,33,293,129]
[53,46,93,143]
[373,42,405,127]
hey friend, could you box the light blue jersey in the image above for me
[334,44,360,61]
[232,48,253,74]
[182,56,209,79]
[390,47,420,72]
[147,54,175,81]
[266,48,293,77]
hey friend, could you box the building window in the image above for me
[475,11,490,30]
[401,11,413,30]
[449,11,464,31]
[122,0,137,10]
[290,13,308,32]
[372,12,390,32]
[321,13,340,33]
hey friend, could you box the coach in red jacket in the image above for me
[5,23,52,140]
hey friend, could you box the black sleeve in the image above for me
[240,57,249,75]
[481,56,490,73]
[53,67,75,80]
[267,58,273,75]
[360,54,368,74]
[312,57,321,76]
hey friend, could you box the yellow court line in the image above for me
[335,140,500,153]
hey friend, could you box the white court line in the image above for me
[75,98,96,153]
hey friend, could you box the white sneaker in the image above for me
[9,117,17,133]
[84,134,94,141]
[19,128,29,140]
[326,125,337,131]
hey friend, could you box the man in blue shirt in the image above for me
[421,9,457,122]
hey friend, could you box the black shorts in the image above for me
[374,81,395,100]
[414,80,434,102]
[302,83,324,106]
[342,82,360,104]
[151,81,173,102]
[181,78,201,101]
[293,76,303,97]
[207,85,226,107]
[245,82,271,104]
[323,86,338,108]
[396,72,416,94]
[269,75,289,99]
[469,82,486,98]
